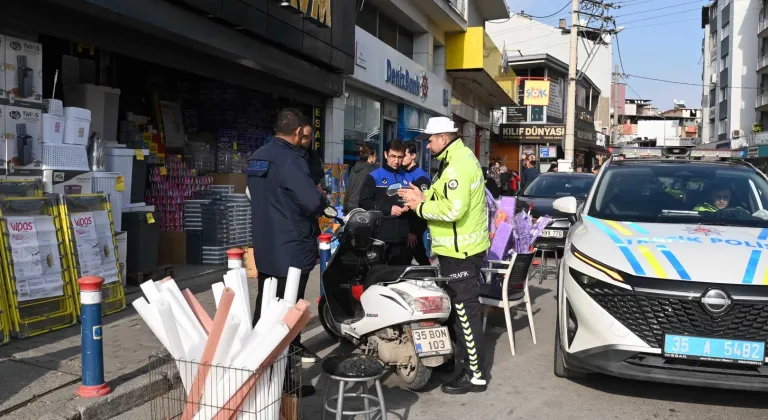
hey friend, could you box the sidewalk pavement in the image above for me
[0,266,322,420]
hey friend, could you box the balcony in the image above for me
[759,55,768,74]
[760,14,768,37]
[757,92,768,111]
[415,0,467,32]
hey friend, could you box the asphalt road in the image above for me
[115,268,768,420]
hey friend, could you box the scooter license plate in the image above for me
[412,326,452,357]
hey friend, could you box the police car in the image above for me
[552,146,768,391]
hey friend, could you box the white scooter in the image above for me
[318,184,453,391]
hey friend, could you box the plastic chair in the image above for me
[479,251,538,356]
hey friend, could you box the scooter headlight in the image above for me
[392,289,450,314]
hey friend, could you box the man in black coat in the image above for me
[521,159,541,191]
[248,109,327,385]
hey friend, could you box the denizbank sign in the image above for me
[385,59,428,100]
[280,0,332,27]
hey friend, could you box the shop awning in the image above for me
[445,27,517,108]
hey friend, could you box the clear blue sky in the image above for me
[503,0,704,110]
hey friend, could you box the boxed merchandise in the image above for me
[5,167,42,181]
[42,169,93,194]
[3,105,42,170]
[211,173,247,194]
[4,36,43,108]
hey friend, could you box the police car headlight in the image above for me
[571,246,624,282]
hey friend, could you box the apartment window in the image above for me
[397,27,414,59]
[721,23,729,40]
[718,119,728,135]
[357,3,377,36]
[720,86,727,101]
[720,55,727,70]
[378,14,398,50]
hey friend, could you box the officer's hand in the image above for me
[398,184,425,209]
[391,205,407,216]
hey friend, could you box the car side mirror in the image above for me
[553,196,578,216]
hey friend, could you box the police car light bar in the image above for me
[609,146,742,160]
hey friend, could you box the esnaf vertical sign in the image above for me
[281,0,332,27]
[313,106,324,158]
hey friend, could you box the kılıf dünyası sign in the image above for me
[386,59,428,100]
[70,210,120,285]
[501,124,565,142]
[6,215,64,302]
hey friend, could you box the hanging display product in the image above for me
[5,215,64,301]
[69,210,120,284]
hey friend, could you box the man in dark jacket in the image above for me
[521,159,540,191]
[344,144,377,213]
[359,139,411,265]
[402,142,431,265]
[248,109,327,375]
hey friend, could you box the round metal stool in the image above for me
[536,248,560,284]
[321,354,387,420]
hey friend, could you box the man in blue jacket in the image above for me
[248,109,327,381]
[402,142,431,265]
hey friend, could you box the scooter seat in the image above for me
[364,265,437,289]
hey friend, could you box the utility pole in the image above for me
[612,64,619,145]
[564,0,580,169]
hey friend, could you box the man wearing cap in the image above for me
[399,117,491,394]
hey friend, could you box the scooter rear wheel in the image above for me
[397,358,432,391]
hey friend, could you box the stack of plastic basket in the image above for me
[91,172,123,231]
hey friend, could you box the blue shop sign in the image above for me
[386,59,428,98]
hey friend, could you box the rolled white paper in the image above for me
[284,267,301,305]
[140,280,161,303]
[194,322,290,420]
[157,298,193,391]
[164,280,208,343]
[239,268,251,317]
[260,277,274,318]
[264,352,288,420]
[201,313,242,406]
[224,271,252,343]
[238,366,273,420]
[211,282,225,308]
[132,297,170,349]
[160,287,204,357]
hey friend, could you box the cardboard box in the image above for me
[243,247,258,278]
[211,173,247,194]
[115,231,127,286]
[42,169,92,194]
[4,104,42,170]
[4,36,43,108]
[158,231,186,265]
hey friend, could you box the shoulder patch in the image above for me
[381,178,388,185]
[447,179,459,190]
[247,160,270,175]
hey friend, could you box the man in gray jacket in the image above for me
[343,144,378,213]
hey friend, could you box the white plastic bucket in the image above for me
[42,113,65,144]
[63,107,92,146]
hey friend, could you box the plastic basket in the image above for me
[92,172,122,231]
[42,143,90,171]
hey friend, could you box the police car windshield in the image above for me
[522,174,595,198]
[588,162,768,227]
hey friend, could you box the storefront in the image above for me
[0,0,357,276]
[493,123,565,173]
[335,26,451,171]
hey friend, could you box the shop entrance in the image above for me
[383,118,397,147]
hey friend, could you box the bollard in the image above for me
[76,276,111,398]
[318,233,332,297]
[226,248,245,269]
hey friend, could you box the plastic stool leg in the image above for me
[363,381,371,420]
[336,380,345,420]
[375,378,387,420]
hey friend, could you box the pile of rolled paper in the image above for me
[133,266,309,420]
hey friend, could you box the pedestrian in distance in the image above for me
[344,144,377,213]
[592,164,600,175]
[246,109,326,397]
[399,116,491,395]
[402,142,432,265]
[521,159,541,191]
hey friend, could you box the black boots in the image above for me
[440,370,488,394]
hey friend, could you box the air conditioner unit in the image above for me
[733,129,743,138]
[710,73,717,84]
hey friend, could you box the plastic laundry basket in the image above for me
[92,172,122,231]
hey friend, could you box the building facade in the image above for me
[488,14,613,133]
[322,0,514,171]
[701,0,761,147]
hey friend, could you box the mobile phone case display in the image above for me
[146,154,213,232]
[0,196,78,338]
[61,194,125,317]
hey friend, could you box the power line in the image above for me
[622,17,700,29]
[615,0,705,17]
[624,74,762,90]
[517,1,571,19]
[618,7,703,25]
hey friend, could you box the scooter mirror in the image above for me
[323,206,338,218]
[386,183,401,196]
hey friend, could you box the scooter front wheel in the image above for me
[396,358,432,391]
[318,296,347,341]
